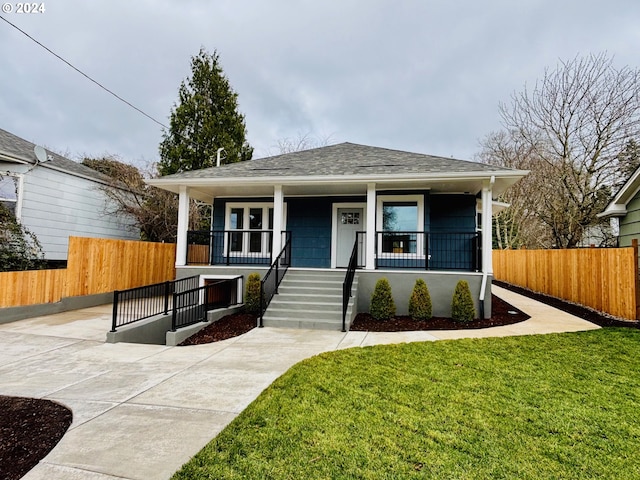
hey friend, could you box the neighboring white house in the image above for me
[598,164,640,248]
[0,127,139,262]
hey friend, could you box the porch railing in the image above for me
[111,276,199,332]
[342,236,361,332]
[187,230,291,266]
[375,231,481,271]
[171,277,243,331]
[259,234,292,327]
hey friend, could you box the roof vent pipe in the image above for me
[216,148,225,167]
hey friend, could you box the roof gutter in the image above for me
[147,169,529,188]
[0,152,33,165]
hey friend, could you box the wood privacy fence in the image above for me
[0,236,176,308]
[493,243,639,320]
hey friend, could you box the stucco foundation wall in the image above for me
[0,292,113,324]
[356,271,491,319]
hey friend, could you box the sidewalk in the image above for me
[0,287,599,480]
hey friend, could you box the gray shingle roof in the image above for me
[160,142,513,180]
[0,127,111,183]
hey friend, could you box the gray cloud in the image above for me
[1,0,638,165]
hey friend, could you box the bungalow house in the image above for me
[0,128,139,263]
[598,164,640,247]
[148,143,527,330]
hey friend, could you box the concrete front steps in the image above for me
[261,269,358,331]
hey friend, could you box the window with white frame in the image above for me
[0,175,19,217]
[225,203,275,256]
[377,195,424,255]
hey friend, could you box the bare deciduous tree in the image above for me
[82,156,204,243]
[478,131,552,248]
[484,53,640,248]
[270,132,334,155]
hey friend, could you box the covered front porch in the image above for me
[173,182,495,274]
[184,229,483,272]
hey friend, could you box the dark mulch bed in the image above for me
[178,313,258,346]
[350,294,530,331]
[0,396,72,480]
[493,280,640,329]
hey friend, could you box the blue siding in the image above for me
[209,193,477,270]
[430,194,476,232]
[212,199,226,231]
[287,198,333,268]
[429,194,477,270]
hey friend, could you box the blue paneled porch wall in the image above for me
[212,193,475,268]
[429,194,477,270]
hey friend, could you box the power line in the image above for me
[0,14,170,130]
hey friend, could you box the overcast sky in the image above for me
[1,0,638,168]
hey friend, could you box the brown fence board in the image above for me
[0,237,176,308]
[187,245,209,264]
[493,247,638,320]
[0,269,67,307]
[65,237,176,296]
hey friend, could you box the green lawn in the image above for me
[172,329,640,479]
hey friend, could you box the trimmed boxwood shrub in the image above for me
[408,278,432,321]
[244,273,262,314]
[451,280,476,322]
[370,278,396,321]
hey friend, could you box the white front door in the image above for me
[336,208,363,267]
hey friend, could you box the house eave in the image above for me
[597,205,627,218]
[148,170,528,203]
[601,166,640,217]
[0,152,33,166]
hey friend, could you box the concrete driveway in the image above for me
[0,286,599,480]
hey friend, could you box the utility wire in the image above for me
[0,14,170,130]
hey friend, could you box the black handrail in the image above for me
[342,235,361,332]
[374,231,481,271]
[171,277,243,331]
[186,230,276,266]
[259,234,292,327]
[111,276,199,332]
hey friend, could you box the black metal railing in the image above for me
[342,236,361,332]
[187,230,292,266]
[171,277,243,331]
[375,231,481,271]
[259,234,292,327]
[111,276,199,332]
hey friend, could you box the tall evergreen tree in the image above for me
[158,48,253,175]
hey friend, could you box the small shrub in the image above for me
[451,280,476,322]
[408,278,432,320]
[370,278,396,321]
[244,273,262,314]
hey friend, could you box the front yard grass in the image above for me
[172,329,640,479]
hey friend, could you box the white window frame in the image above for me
[0,173,23,219]
[376,194,424,258]
[224,202,286,257]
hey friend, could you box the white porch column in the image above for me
[481,182,493,274]
[175,186,190,267]
[272,184,284,254]
[366,183,376,270]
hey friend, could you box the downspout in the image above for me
[479,273,487,319]
[479,175,495,319]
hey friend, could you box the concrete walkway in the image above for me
[0,286,599,480]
